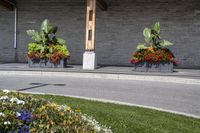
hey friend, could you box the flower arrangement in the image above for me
[0,90,112,133]
[27,19,70,64]
[131,22,178,65]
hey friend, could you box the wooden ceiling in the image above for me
[0,0,107,11]
[0,0,16,11]
[97,0,107,11]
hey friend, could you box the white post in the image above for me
[14,6,17,49]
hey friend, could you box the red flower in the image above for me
[167,53,173,60]
[173,59,180,66]
[134,53,138,56]
[50,52,63,64]
[151,53,156,57]
[145,56,151,61]
[130,48,177,65]
[27,52,40,60]
[130,59,140,64]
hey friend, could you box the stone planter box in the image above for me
[28,58,67,68]
[134,61,173,73]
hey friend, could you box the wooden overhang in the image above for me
[97,0,107,11]
[0,0,16,11]
[0,0,107,11]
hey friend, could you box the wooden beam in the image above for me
[0,0,14,11]
[85,0,96,51]
[97,0,107,11]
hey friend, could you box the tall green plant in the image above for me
[27,19,70,61]
[27,19,65,46]
[137,22,173,50]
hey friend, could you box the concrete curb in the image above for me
[0,70,200,85]
[21,91,200,119]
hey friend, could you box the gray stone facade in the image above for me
[0,0,200,68]
[0,6,15,62]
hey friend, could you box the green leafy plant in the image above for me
[27,19,70,63]
[137,22,173,50]
[131,22,178,65]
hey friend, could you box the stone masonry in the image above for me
[0,0,200,68]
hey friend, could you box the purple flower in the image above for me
[18,124,30,133]
[18,110,33,123]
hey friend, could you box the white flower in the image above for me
[16,112,21,117]
[0,112,5,117]
[16,100,25,105]
[10,97,18,103]
[58,105,68,111]
[0,96,9,100]
[82,114,113,133]
[3,90,10,94]
[4,121,11,125]
[10,97,25,105]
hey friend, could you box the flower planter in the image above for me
[46,58,68,68]
[134,61,173,73]
[28,58,67,68]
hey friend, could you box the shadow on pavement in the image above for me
[18,83,66,91]
[18,83,50,91]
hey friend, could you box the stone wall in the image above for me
[96,0,200,68]
[16,0,86,64]
[0,6,15,62]
[0,0,200,68]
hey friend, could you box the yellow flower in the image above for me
[76,109,81,113]
[60,112,65,116]
[39,124,44,128]
[63,120,67,125]
[51,103,58,107]
[30,128,36,132]
[46,115,49,120]
[50,120,54,125]
[67,107,71,111]
[68,120,72,125]
[39,106,46,112]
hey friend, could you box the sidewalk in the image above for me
[0,63,200,84]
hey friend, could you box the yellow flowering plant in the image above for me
[0,90,112,133]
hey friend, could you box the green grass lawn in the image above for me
[33,94,200,133]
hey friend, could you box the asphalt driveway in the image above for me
[0,74,200,118]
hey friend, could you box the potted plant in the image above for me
[27,19,70,68]
[130,22,178,73]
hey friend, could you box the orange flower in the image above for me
[148,46,154,53]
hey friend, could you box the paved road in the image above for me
[0,75,200,117]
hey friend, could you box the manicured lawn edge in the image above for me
[21,91,200,119]
[20,92,200,133]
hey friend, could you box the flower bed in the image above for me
[0,90,112,133]
[27,19,70,68]
[131,22,178,72]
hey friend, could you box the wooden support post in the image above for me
[83,0,97,70]
[0,0,15,11]
[85,0,96,51]
[83,0,107,70]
